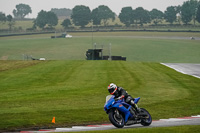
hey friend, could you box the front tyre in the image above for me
[108,109,125,128]
[140,108,152,126]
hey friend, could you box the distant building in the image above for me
[86,49,126,61]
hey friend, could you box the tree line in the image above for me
[1,0,200,30]
[70,0,200,28]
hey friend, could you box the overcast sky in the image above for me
[0,0,187,18]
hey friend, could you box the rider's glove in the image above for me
[115,95,124,101]
[119,95,125,99]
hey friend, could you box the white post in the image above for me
[109,43,112,61]
[94,43,96,49]
[92,21,94,48]
[102,45,104,60]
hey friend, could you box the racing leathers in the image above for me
[112,86,140,115]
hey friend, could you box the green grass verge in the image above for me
[66,125,200,133]
[0,61,200,131]
[0,19,200,31]
[0,32,200,62]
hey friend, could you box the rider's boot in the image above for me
[129,107,137,120]
[129,107,136,115]
[130,100,140,115]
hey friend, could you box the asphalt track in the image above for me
[74,35,200,41]
[19,116,200,132]
[161,63,200,79]
[4,34,200,41]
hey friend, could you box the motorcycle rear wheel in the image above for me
[109,109,125,128]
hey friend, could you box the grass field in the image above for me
[0,32,200,62]
[1,19,200,32]
[0,32,200,131]
[0,61,200,131]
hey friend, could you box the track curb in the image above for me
[19,115,200,133]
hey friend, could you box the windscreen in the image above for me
[106,95,113,102]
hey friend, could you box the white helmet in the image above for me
[108,83,117,95]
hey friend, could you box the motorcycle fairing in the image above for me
[113,101,133,122]
[134,97,140,104]
[104,96,135,122]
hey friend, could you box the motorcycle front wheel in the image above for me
[108,109,125,128]
[140,108,152,126]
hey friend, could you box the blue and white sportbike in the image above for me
[104,95,152,128]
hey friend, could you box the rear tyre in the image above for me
[140,108,152,126]
[108,109,125,128]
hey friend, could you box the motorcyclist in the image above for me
[107,83,140,115]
